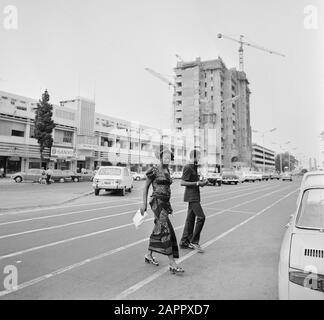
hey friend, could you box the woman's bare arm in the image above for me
[141,178,152,213]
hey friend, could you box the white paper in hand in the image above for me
[133,209,148,229]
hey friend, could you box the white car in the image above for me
[171,171,183,179]
[253,171,263,182]
[278,172,324,300]
[131,171,146,181]
[242,171,256,182]
[234,171,245,184]
[92,166,133,196]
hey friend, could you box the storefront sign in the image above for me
[51,147,76,158]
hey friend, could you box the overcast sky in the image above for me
[0,0,323,166]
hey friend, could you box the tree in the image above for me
[275,152,297,172]
[34,90,55,167]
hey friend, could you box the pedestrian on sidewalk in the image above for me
[179,149,208,253]
[45,167,53,185]
[140,148,184,274]
[0,167,4,178]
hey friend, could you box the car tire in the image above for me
[95,189,100,196]
[128,186,132,192]
[59,178,65,183]
[73,177,79,182]
[14,176,22,183]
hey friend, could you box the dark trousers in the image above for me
[180,202,205,245]
[46,175,51,184]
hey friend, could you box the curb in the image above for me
[0,190,94,213]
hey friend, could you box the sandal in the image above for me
[169,265,185,274]
[144,254,159,266]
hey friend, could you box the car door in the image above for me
[26,169,41,182]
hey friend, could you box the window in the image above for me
[211,87,213,91]
[101,137,113,147]
[176,118,182,123]
[11,130,24,137]
[205,92,207,97]
[54,129,73,144]
[211,96,213,100]
[296,189,324,230]
[30,125,36,138]
[98,168,121,175]
[63,131,73,143]
[16,106,27,111]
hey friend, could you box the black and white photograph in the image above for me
[0,0,323,304]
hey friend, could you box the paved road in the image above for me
[0,178,300,299]
[0,181,93,211]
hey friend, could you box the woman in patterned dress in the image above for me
[140,149,184,274]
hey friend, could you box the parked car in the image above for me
[51,170,73,183]
[62,170,83,182]
[234,171,245,184]
[171,171,183,179]
[242,171,256,182]
[205,171,222,186]
[278,171,324,300]
[221,169,239,185]
[282,172,293,181]
[131,171,146,181]
[262,172,270,181]
[253,172,263,182]
[93,166,133,196]
[11,169,44,183]
[270,172,281,180]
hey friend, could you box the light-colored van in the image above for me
[92,166,133,196]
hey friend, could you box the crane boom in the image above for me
[144,67,175,88]
[217,33,285,71]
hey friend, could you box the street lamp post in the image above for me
[253,128,277,172]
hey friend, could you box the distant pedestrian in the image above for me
[140,148,184,274]
[45,167,53,185]
[179,149,208,253]
[0,167,4,178]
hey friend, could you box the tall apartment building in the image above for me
[173,57,252,169]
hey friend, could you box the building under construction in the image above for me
[172,57,252,170]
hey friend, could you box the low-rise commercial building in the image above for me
[252,143,275,172]
[0,90,188,176]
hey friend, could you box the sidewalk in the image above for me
[0,181,94,212]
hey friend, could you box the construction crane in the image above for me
[217,33,285,71]
[144,67,175,89]
[175,54,184,62]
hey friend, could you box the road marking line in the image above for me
[114,188,299,300]
[0,185,287,260]
[0,186,296,297]
[0,182,274,216]
[203,208,257,215]
[0,184,276,225]
[0,185,280,240]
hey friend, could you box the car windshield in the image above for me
[303,175,324,188]
[98,168,121,176]
[296,188,324,230]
